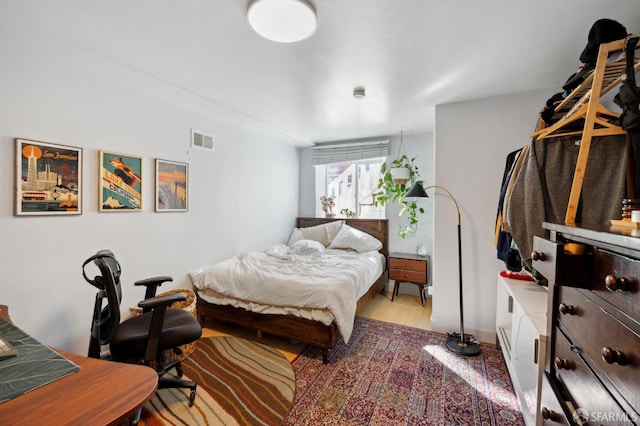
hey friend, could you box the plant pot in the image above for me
[390,167,410,184]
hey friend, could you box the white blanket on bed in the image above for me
[189,245,383,343]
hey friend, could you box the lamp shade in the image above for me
[405,183,429,199]
[247,0,317,43]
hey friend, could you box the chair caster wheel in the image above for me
[189,390,196,407]
[175,364,183,377]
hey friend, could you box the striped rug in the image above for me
[137,336,296,426]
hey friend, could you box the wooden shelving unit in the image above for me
[532,36,640,225]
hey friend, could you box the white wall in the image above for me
[430,88,551,342]
[0,26,299,355]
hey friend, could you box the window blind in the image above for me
[310,140,389,165]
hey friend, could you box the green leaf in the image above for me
[377,154,426,237]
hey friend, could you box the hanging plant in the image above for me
[390,165,410,184]
[374,133,425,238]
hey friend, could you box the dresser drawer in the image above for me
[552,327,633,425]
[557,286,640,412]
[533,236,563,285]
[389,257,427,272]
[532,236,591,287]
[389,268,426,284]
[593,249,640,321]
[540,372,570,425]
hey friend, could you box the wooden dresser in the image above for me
[532,223,640,425]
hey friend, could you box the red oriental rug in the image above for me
[284,317,524,425]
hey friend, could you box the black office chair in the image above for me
[82,250,202,408]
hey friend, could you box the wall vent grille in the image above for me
[191,129,215,151]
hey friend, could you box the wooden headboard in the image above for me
[296,217,389,260]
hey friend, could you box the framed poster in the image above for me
[99,150,142,211]
[155,159,188,212]
[15,138,82,216]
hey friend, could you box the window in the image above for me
[322,159,385,218]
[311,139,389,218]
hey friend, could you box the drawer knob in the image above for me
[558,303,576,315]
[604,274,629,292]
[541,407,550,420]
[601,347,626,365]
[541,407,556,420]
[531,251,546,261]
[554,356,572,370]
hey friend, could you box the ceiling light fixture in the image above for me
[247,0,318,43]
[353,86,366,99]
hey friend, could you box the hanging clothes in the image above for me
[501,142,530,234]
[495,147,524,271]
[506,134,627,270]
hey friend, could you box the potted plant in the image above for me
[340,208,357,218]
[390,158,411,184]
[374,154,425,238]
[389,154,413,184]
[388,131,411,184]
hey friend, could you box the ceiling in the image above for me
[3,1,640,145]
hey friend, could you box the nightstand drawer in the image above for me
[389,268,426,283]
[389,258,427,272]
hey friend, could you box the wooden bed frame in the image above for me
[195,217,389,363]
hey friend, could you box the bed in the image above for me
[190,217,389,363]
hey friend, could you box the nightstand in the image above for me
[389,252,430,305]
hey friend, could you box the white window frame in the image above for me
[316,158,386,219]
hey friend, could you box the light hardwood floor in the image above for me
[360,292,432,330]
[201,292,432,361]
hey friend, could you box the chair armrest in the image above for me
[137,292,187,363]
[134,276,173,300]
[137,292,186,311]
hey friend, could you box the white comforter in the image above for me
[189,245,383,343]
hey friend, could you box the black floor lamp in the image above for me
[405,183,481,356]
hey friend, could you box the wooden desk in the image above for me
[0,306,158,425]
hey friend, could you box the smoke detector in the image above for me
[353,86,365,99]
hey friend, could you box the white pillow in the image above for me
[287,220,345,247]
[328,224,383,253]
[287,228,304,246]
[291,239,325,252]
